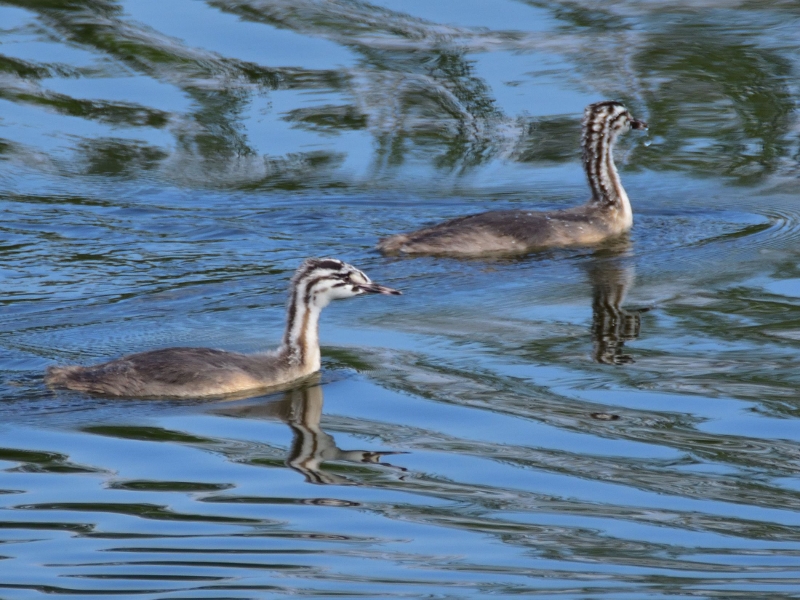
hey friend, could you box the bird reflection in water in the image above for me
[586,258,647,365]
[214,378,406,485]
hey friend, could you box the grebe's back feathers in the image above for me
[377,205,613,256]
[46,347,285,398]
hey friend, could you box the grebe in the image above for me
[45,258,401,397]
[378,101,647,256]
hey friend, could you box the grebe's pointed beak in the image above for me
[630,118,648,130]
[357,282,402,295]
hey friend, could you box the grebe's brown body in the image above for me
[378,101,647,256]
[45,259,400,398]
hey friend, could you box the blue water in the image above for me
[2,0,800,597]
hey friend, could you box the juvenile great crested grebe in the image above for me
[378,101,647,256]
[45,258,401,398]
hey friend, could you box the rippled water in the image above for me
[2,0,800,597]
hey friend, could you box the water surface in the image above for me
[2,0,800,597]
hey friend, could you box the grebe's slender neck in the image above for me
[280,277,323,371]
[581,108,632,227]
